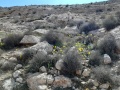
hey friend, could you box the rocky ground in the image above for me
[0,0,120,90]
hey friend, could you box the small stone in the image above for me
[55,59,64,70]
[81,81,86,85]
[39,66,47,73]
[37,85,48,90]
[76,70,82,75]
[16,77,23,83]
[14,64,23,70]
[82,69,91,77]
[100,83,110,89]
[13,70,22,78]
[104,54,112,64]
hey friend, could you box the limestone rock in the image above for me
[53,75,72,88]
[29,41,53,54]
[3,78,15,90]
[13,70,22,78]
[55,59,64,70]
[82,69,91,77]
[20,35,40,45]
[100,83,110,89]
[27,73,54,90]
[104,54,112,64]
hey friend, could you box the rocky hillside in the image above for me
[0,0,120,90]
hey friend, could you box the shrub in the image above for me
[61,49,82,77]
[115,11,120,25]
[97,34,118,60]
[17,49,34,65]
[88,50,103,66]
[42,31,64,47]
[77,21,84,29]
[1,34,24,50]
[103,16,118,31]
[77,21,99,34]
[93,66,114,85]
[27,51,57,73]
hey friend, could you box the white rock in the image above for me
[104,54,112,64]
[13,70,22,78]
[82,69,91,77]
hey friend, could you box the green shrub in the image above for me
[93,66,114,85]
[1,34,24,50]
[77,21,99,34]
[97,34,118,60]
[103,16,118,31]
[88,50,103,66]
[42,31,64,47]
[61,49,82,77]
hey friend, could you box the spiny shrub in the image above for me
[93,66,114,85]
[103,16,118,31]
[1,34,24,50]
[17,49,34,65]
[77,21,99,34]
[77,21,84,29]
[115,11,120,25]
[42,31,64,47]
[97,34,118,60]
[89,50,103,66]
[61,48,82,77]
[27,51,57,73]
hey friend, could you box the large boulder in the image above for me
[20,35,40,45]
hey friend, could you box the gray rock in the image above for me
[3,78,15,90]
[29,41,53,54]
[53,75,72,88]
[9,57,17,63]
[13,70,22,78]
[33,29,49,35]
[39,66,47,73]
[99,83,110,89]
[55,59,64,70]
[104,54,112,64]
[16,77,23,83]
[1,61,16,71]
[14,64,23,70]
[82,68,91,77]
[20,35,40,45]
